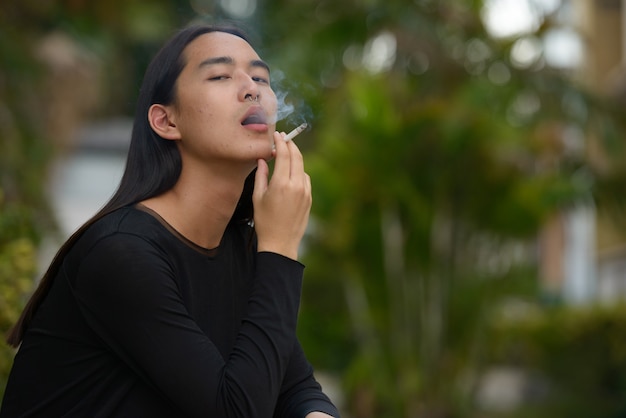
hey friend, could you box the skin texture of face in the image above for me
[163,32,278,173]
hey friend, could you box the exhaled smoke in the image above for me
[271,69,313,132]
[275,88,295,123]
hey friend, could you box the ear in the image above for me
[148,104,181,140]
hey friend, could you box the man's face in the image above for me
[170,31,278,169]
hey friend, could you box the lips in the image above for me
[241,106,267,126]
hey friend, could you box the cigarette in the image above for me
[284,123,308,142]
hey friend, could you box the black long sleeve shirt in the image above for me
[0,205,339,417]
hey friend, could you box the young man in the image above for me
[1,25,339,418]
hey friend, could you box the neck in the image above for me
[141,162,252,249]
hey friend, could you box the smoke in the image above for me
[271,69,313,132]
[274,88,295,124]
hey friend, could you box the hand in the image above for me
[253,131,312,260]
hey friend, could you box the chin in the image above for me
[259,149,274,162]
[258,141,275,160]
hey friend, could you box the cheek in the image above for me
[188,102,216,126]
[176,103,217,137]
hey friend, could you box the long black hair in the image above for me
[7,24,257,347]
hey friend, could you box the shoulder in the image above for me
[89,206,165,244]
[66,207,168,268]
[65,208,178,291]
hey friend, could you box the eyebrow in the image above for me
[198,56,270,73]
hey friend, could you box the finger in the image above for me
[285,139,305,180]
[302,172,312,208]
[305,172,312,195]
[272,131,290,179]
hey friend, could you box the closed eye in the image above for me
[252,76,270,84]
[208,75,231,81]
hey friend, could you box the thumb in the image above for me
[253,159,269,201]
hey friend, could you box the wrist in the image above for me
[257,243,298,261]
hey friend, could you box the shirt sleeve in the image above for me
[69,232,302,418]
[273,341,340,418]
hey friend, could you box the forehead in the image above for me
[182,32,262,67]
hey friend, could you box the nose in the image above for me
[237,70,260,102]
[244,93,258,102]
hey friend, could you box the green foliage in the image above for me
[0,235,38,397]
[302,66,571,415]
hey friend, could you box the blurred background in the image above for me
[2,0,626,416]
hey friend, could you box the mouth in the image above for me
[241,106,268,131]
